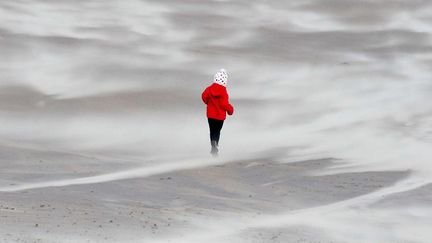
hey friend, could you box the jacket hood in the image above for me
[209,83,226,97]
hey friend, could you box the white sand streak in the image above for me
[0,157,222,192]
[160,177,432,243]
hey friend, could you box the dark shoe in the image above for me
[210,140,219,156]
[211,147,218,156]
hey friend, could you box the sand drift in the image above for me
[1,0,432,242]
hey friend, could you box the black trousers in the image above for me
[208,118,224,145]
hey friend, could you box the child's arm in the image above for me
[201,88,209,104]
[222,93,234,115]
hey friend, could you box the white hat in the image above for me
[213,68,228,87]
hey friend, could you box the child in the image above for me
[201,69,234,156]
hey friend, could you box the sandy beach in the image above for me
[1,0,432,242]
[0,144,410,242]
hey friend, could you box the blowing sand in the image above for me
[1,0,432,242]
[0,143,411,242]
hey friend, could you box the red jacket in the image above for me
[202,83,234,120]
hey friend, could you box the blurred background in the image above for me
[1,0,432,172]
